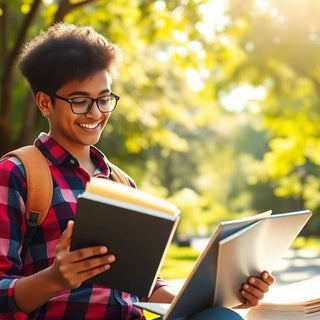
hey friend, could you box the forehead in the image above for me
[58,70,112,94]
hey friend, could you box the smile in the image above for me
[78,122,100,129]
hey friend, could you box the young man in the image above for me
[0,23,273,319]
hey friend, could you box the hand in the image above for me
[235,271,274,309]
[49,220,115,290]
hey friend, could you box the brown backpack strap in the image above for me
[2,145,53,225]
[2,145,53,259]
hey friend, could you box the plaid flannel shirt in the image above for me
[0,133,166,319]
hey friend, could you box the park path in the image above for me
[271,248,320,286]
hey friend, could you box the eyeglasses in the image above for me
[54,92,119,114]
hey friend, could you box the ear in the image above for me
[36,91,53,118]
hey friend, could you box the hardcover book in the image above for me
[70,177,180,297]
[134,209,312,319]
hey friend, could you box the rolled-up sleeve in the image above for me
[153,276,168,292]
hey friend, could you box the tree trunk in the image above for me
[15,91,42,148]
[0,2,12,153]
[0,0,42,154]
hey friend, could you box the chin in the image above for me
[87,135,102,146]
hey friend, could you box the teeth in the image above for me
[79,123,99,129]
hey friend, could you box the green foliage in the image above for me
[292,236,320,252]
[2,0,320,236]
[216,0,320,232]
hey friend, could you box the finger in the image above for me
[234,273,274,310]
[233,303,247,309]
[69,253,116,274]
[74,262,112,287]
[261,271,275,286]
[248,277,270,293]
[57,220,74,251]
[59,261,112,289]
[242,282,264,299]
[239,286,260,308]
[68,246,111,263]
[64,255,115,287]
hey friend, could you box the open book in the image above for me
[134,209,312,319]
[245,277,320,319]
[70,177,180,297]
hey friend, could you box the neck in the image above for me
[72,147,97,176]
[47,133,97,175]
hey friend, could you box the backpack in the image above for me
[1,145,132,259]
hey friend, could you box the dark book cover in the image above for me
[71,193,179,297]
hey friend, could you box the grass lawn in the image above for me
[160,243,200,279]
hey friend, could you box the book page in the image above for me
[219,210,272,228]
[214,211,312,308]
[256,277,320,308]
[246,310,320,320]
[86,177,179,216]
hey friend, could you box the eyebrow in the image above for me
[68,89,111,97]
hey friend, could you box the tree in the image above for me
[214,0,320,233]
[4,0,313,236]
[1,0,102,153]
[0,0,215,187]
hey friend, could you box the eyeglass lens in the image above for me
[71,96,117,114]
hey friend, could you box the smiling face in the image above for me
[37,69,114,156]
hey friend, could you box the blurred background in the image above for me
[1,0,320,248]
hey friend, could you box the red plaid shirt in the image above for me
[0,133,166,319]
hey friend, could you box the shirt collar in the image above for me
[34,132,110,177]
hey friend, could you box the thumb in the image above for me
[58,220,74,250]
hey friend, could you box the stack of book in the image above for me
[246,277,320,319]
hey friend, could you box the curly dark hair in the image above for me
[18,22,121,95]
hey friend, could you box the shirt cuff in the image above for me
[153,276,168,292]
[5,278,29,320]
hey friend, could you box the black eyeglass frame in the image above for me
[53,92,120,114]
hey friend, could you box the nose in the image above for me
[86,100,101,117]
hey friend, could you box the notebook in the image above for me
[134,210,312,319]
